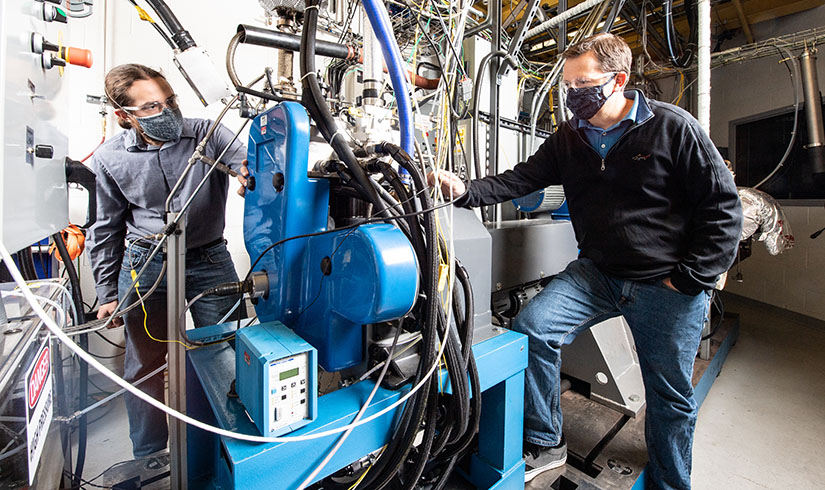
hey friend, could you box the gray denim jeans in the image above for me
[118,240,241,457]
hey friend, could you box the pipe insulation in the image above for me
[799,48,825,177]
[697,0,711,134]
[524,0,607,40]
[237,25,359,60]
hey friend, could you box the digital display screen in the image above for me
[279,368,299,381]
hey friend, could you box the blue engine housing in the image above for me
[243,102,419,371]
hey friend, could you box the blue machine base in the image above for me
[186,327,528,490]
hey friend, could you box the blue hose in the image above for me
[361,0,414,157]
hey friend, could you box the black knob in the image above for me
[43,4,68,24]
[41,53,65,69]
[272,172,285,192]
[30,33,59,54]
[35,145,54,159]
[246,175,256,192]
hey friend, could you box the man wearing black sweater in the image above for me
[430,34,742,489]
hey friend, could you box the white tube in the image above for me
[24,280,78,325]
[64,363,169,420]
[697,0,711,134]
[0,241,449,444]
[2,291,66,330]
[217,297,243,325]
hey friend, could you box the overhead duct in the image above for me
[799,47,825,180]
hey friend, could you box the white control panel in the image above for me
[268,353,309,432]
[0,0,70,253]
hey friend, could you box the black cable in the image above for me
[286,226,360,327]
[86,349,125,360]
[95,331,125,349]
[472,51,517,183]
[53,233,88,489]
[125,0,176,49]
[299,0,386,217]
[702,291,724,341]
[663,0,696,68]
[144,0,196,51]
[235,85,289,102]
[66,261,167,335]
[21,248,38,281]
[358,143,440,489]
[242,199,460,286]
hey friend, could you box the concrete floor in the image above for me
[72,294,825,489]
[692,294,825,489]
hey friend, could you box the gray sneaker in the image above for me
[523,438,567,483]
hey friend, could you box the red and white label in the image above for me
[28,346,50,411]
[25,335,54,485]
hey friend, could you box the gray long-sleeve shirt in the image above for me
[87,118,247,304]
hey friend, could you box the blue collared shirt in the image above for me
[577,91,649,158]
[87,118,246,303]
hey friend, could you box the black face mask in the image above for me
[565,73,617,120]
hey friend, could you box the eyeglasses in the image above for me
[121,94,179,117]
[561,72,617,91]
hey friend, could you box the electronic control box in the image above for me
[235,321,317,436]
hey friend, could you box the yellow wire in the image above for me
[675,71,685,106]
[132,269,192,350]
[348,448,384,490]
[133,4,157,23]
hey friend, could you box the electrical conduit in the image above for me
[361,0,415,156]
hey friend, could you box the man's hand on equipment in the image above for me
[427,169,466,199]
[97,300,123,328]
[237,159,250,197]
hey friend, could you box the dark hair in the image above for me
[104,64,167,129]
[561,33,632,75]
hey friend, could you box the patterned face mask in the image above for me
[565,73,617,120]
[135,107,184,142]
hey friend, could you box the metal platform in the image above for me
[525,315,740,490]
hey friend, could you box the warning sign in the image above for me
[25,335,53,484]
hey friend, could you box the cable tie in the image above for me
[304,4,320,10]
[329,129,350,145]
[300,71,318,82]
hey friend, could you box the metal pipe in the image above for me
[362,9,383,106]
[697,0,711,134]
[524,0,605,40]
[237,24,358,60]
[800,47,825,176]
[489,0,502,223]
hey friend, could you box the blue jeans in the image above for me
[118,240,241,457]
[512,258,711,490]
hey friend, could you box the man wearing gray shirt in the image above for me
[88,64,248,458]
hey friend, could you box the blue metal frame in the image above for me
[186,327,528,490]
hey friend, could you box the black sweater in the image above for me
[458,93,743,295]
